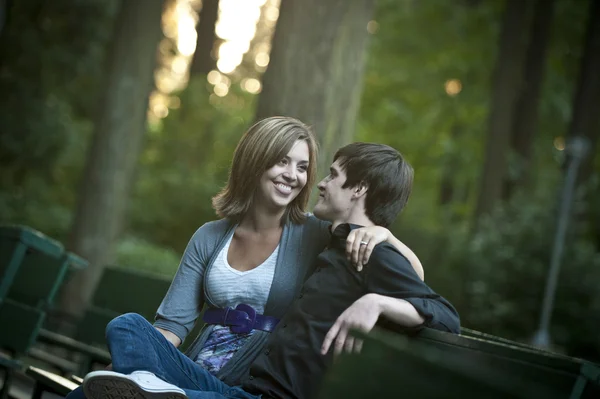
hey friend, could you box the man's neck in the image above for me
[330,214,374,232]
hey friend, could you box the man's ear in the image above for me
[353,182,368,199]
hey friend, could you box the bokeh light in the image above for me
[554,136,565,151]
[242,78,262,94]
[445,79,462,96]
[367,20,379,34]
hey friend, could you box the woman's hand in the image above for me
[345,226,390,271]
[345,226,425,280]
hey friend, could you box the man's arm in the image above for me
[322,245,459,355]
[321,293,424,355]
[364,245,459,332]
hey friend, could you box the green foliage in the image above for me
[115,237,181,278]
[358,0,590,230]
[440,184,600,361]
[129,77,256,252]
[0,0,118,169]
[358,0,500,230]
[0,0,118,240]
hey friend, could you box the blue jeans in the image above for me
[65,313,259,399]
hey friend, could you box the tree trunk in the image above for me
[439,124,461,206]
[568,0,600,186]
[505,0,555,199]
[256,0,375,174]
[0,0,8,36]
[474,0,532,221]
[189,0,219,77]
[58,0,165,322]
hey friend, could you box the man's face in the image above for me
[313,160,355,222]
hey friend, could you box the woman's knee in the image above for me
[105,313,148,340]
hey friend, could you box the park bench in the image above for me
[0,225,87,399]
[26,365,80,399]
[0,226,183,398]
[415,327,600,398]
[319,326,600,399]
[74,266,173,349]
[33,266,175,377]
[24,266,177,397]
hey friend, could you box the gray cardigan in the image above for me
[154,215,330,385]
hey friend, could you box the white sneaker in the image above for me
[83,370,187,399]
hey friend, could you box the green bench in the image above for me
[27,266,177,397]
[319,328,559,398]
[319,326,600,398]
[26,365,80,399]
[35,265,175,376]
[75,266,173,349]
[417,327,600,398]
[0,225,87,399]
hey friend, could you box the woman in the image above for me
[71,117,423,399]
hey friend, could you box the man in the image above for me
[83,143,460,399]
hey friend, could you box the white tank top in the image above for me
[205,234,277,314]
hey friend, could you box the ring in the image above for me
[360,241,368,246]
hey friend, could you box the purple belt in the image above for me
[202,304,280,334]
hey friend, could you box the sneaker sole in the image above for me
[84,375,187,399]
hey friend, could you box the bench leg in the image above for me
[32,383,44,399]
[78,356,93,377]
[0,368,13,399]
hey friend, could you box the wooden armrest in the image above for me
[26,366,79,395]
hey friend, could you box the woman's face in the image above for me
[257,140,310,211]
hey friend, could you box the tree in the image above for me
[505,0,555,198]
[58,0,165,321]
[0,0,9,36]
[474,0,532,220]
[256,0,375,174]
[189,0,219,77]
[567,0,600,186]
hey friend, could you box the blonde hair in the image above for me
[212,116,318,224]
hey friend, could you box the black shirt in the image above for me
[242,224,460,399]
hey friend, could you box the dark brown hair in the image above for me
[334,142,413,227]
[212,116,318,224]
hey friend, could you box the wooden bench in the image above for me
[35,266,174,377]
[75,266,173,349]
[416,327,600,398]
[319,328,559,398]
[26,366,79,399]
[0,225,85,399]
[24,267,175,397]
[319,326,600,398]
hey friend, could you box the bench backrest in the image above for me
[0,225,67,354]
[414,327,600,398]
[75,267,172,346]
[0,226,64,302]
[92,267,171,319]
[318,328,560,399]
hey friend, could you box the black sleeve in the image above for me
[365,244,461,334]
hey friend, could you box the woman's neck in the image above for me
[240,204,285,233]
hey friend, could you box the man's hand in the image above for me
[321,294,381,356]
[321,294,426,356]
[346,226,391,271]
